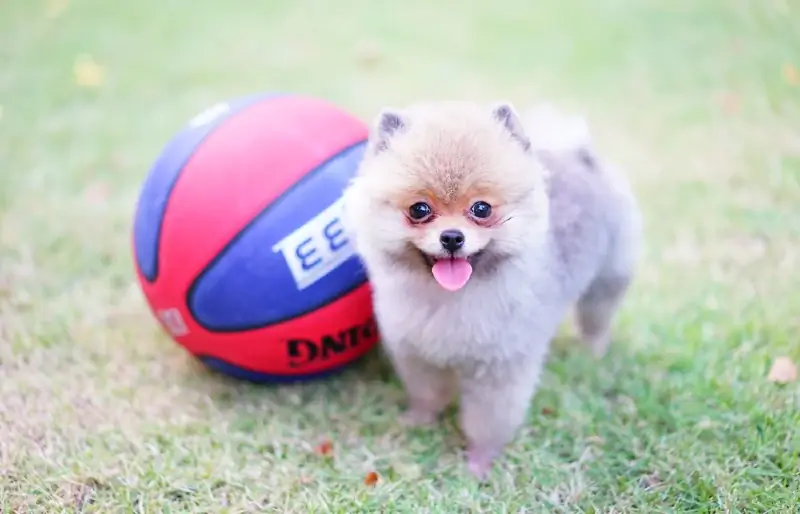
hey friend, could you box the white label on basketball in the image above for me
[272,197,357,291]
[188,102,230,128]
[157,308,189,337]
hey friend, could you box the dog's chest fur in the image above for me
[369,254,565,370]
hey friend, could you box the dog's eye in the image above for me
[469,201,492,219]
[408,202,432,220]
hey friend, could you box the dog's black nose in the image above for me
[439,229,465,253]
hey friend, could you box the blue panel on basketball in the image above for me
[133,92,279,283]
[187,141,369,332]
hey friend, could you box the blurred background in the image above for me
[1,0,798,511]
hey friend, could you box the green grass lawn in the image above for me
[2,0,800,511]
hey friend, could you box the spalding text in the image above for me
[286,316,376,368]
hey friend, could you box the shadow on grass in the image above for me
[182,344,397,402]
[171,344,416,442]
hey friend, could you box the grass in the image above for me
[1,0,799,511]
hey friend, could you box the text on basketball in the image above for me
[272,197,356,290]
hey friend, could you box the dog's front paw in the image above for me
[465,444,501,481]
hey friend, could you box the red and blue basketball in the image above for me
[132,93,379,383]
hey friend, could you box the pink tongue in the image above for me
[431,258,473,291]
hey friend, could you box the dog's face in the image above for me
[341,101,550,291]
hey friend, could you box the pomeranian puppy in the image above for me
[340,100,642,479]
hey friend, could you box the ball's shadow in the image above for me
[179,344,400,414]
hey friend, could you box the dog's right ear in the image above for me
[491,102,531,152]
[369,108,407,154]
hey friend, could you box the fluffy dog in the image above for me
[340,100,642,479]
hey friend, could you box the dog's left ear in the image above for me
[369,108,408,154]
[491,102,531,152]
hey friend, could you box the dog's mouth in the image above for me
[417,250,485,292]
[418,250,484,268]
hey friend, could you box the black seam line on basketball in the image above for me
[138,92,285,284]
[184,138,369,333]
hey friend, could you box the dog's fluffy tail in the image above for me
[522,103,594,154]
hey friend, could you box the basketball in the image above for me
[131,93,379,383]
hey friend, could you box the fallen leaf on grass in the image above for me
[73,54,105,88]
[363,471,379,486]
[355,40,382,69]
[767,356,797,384]
[782,64,799,87]
[314,438,333,457]
[45,0,69,19]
